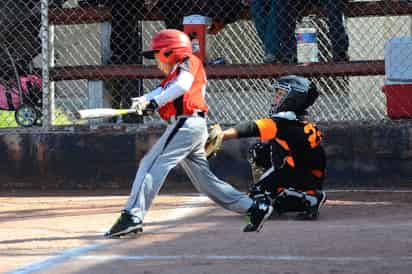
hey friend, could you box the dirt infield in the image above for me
[1,190,412,274]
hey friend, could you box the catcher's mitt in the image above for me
[205,124,224,158]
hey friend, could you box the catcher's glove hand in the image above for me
[205,124,224,158]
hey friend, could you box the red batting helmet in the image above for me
[141,29,192,63]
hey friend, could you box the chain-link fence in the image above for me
[0,0,411,128]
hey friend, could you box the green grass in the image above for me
[0,110,18,128]
[0,108,84,128]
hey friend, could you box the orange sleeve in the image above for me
[255,118,277,141]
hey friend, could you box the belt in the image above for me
[167,111,205,124]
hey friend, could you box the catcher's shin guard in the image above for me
[296,191,327,220]
[273,188,320,217]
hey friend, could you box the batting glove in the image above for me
[131,97,149,115]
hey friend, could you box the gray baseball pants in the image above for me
[124,115,253,221]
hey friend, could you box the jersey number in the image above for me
[304,124,322,148]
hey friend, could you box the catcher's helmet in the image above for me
[141,29,192,64]
[271,75,319,115]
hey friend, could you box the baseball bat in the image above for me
[75,108,138,120]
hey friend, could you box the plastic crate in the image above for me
[382,84,412,119]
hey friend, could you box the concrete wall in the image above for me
[0,121,411,192]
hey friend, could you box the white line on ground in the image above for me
[327,200,392,205]
[5,195,210,274]
[5,244,102,274]
[4,190,412,273]
[1,196,128,204]
[325,189,412,193]
[1,194,211,204]
[159,195,211,222]
[323,223,412,229]
[3,189,412,204]
[77,255,412,262]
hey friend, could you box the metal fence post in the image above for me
[41,0,51,129]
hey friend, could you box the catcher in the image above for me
[205,75,327,220]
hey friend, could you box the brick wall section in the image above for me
[0,121,411,191]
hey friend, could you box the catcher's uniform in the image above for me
[243,115,326,195]
[124,54,253,221]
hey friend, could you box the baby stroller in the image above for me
[0,45,42,127]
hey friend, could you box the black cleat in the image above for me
[104,210,143,238]
[243,197,274,232]
[296,191,327,220]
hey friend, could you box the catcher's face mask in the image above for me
[274,88,288,106]
[271,88,289,113]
